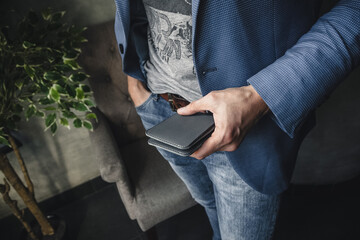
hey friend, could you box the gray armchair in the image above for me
[80,21,196,232]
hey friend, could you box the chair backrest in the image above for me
[80,21,146,147]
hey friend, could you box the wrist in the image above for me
[247,85,270,116]
[128,75,144,90]
[127,76,148,96]
[127,75,151,107]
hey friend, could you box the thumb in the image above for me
[177,98,208,115]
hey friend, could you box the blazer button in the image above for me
[119,43,124,54]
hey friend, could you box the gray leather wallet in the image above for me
[145,113,215,156]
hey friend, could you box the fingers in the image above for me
[191,127,243,159]
[191,130,222,159]
[177,101,205,115]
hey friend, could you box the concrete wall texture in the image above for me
[0,0,359,218]
[0,0,115,218]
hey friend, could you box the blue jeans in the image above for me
[136,93,280,240]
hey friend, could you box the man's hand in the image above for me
[127,75,151,107]
[177,85,269,160]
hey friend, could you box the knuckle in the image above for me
[227,144,238,152]
[190,101,199,109]
[207,91,217,101]
[222,130,234,144]
[185,102,195,111]
[193,153,204,160]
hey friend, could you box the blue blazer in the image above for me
[114,0,360,194]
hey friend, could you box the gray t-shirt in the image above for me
[142,0,203,102]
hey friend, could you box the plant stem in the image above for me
[0,179,39,240]
[8,134,35,197]
[0,153,54,236]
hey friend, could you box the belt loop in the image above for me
[153,93,159,101]
[167,93,176,111]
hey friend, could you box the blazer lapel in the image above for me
[114,0,130,41]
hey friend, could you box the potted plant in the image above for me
[0,8,96,240]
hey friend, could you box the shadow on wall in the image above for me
[0,0,112,218]
[293,66,360,185]
[0,115,99,218]
[24,119,71,197]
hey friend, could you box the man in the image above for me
[114,0,359,239]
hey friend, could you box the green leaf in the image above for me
[81,85,91,93]
[63,51,78,61]
[73,102,87,111]
[60,118,69,128]
[86,113,97,121]
[45,113,56,127]
[83,120,93,131]
[44,71,62,81]
[47,56,56,63]
[55,64,72,73]
[69,73,87,82]
[42,8,51,21]
[15,79,24,89]
[63,59,80,70]
[0,136,10,147]
[65,85,76,97]
[73,47,82,52]
[53,84,66,94]
[25,96,34,104]
[50,122,57,134]
[73,118,82,128]
[75,87,84,100]
[35,111,45,117]
[49,87,60,102]
[51,11,66,22]
[22,41,36,49]
[39,98,55,105]
[44,106,56,111]
[25,105,36,120]
[62,111,76,119]
[78,36,88,43]
[24,65,35,79]
[84,100,94,107]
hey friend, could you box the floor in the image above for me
[1,175,360,240]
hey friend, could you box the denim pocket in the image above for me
[134,93,175,131]
[135,92,156,112]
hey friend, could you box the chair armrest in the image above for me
[89,108,133,191]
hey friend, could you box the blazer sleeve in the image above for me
[247,0,360,138]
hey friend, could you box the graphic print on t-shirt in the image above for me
[144,0,193,64]
[142,0,202,102]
